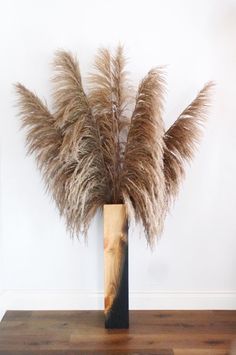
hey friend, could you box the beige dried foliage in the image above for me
[120,68,166,246]
[15,47,213,246]
[163,82,214,203]
[88,45,132,203]
[15,83,66,212]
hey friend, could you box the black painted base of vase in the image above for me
[105,242,129,329]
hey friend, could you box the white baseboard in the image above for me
[1,290,236,321]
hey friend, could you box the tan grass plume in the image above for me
[120,68,166,246]
[15,46,213,246]
[163,82,214,204]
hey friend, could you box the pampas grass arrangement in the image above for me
[15,46,213,247]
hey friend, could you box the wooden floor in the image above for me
[0,310,236,354]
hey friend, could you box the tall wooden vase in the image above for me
[103,204,129,329]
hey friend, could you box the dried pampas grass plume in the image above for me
[88,46,131,203]
[121,68,166,246]
[15,46,213,246]
[163,82,214,203]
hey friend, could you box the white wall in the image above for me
[1,0,236,318]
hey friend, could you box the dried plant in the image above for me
[120,68,166,245]
[15,46,213,246]
[163,82,213,204]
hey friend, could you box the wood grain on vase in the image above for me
[104,204,129,329]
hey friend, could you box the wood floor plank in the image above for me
[173,350,230,355]
[0,352,174,355]
[0,311,235,354]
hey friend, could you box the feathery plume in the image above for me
[121,68,166,246]
[15,83,68,212]
[15,47,213,246]
[164,82,214,202]
[51,50,111,235]
[88,46,131,203]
